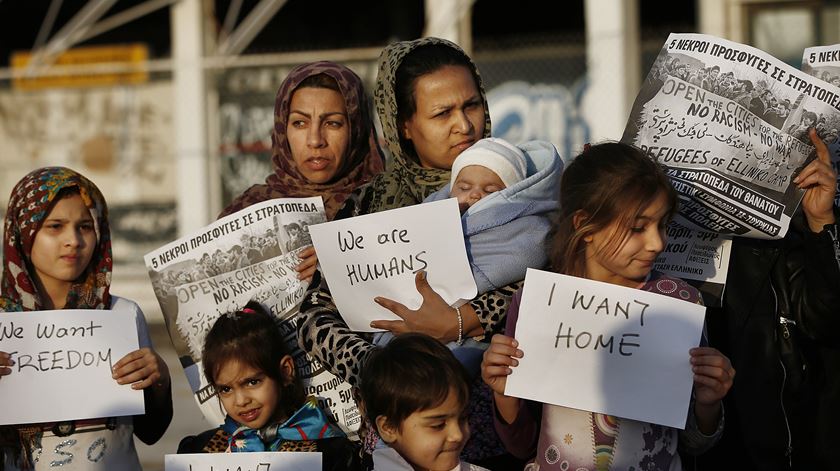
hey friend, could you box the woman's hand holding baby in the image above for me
[372,270,482,342]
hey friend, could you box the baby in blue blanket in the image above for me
[376,137,563,377]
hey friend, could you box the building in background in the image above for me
[0,0,838,270]
[1,2,839,469]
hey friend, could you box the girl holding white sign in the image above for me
[0,167,172,470]
[481,143,735,470]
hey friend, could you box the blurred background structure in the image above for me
[0,0,839,469]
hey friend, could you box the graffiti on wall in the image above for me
[487,78,590,162]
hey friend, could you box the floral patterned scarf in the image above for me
[1,166,112,312]
[364,37,492,214]
[220,61,384,220]
[0,166,112,469]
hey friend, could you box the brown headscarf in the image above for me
[219,61,384,220]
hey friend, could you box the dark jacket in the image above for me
[694,213,840,470]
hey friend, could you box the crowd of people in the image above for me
[0,35,837,471]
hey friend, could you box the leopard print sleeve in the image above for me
[298,269,375,388]
[469,280,523,337]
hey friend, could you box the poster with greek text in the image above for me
[801,44,840,208]
[653,221,732,307]
[0,309,143,425]
[144,198,361,437]
[308,198,477,332]
[623,33,840,239]
[505,269,706,429]
[165,452,321,471]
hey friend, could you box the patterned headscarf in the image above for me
[364,37,492,214]
[1,166,112,312]
[224,397,344,452]
[220,61,384,220]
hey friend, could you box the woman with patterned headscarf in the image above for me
[298,38,523,468]
[220,61,384,281]
[0,167,172,470]
[220,61,384,220]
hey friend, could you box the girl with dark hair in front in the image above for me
[177,301,358,470]
[361,333,489,471]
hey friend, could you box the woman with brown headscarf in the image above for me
[221,61,384,282]
[220,61,384,220]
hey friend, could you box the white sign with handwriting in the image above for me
[309,198,477,332]
[165,452,322,470]
[505,269,706,429]
[0,309,143,425]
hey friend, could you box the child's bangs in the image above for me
[400,363,469,425]
[599,181,672,256]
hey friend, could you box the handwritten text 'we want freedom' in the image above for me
[0,320,111,372]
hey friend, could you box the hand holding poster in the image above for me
[145,198,362,437]
[802,43,840,208]
[308,198,477,332]
[0,309,143,425]
[623,33,840,239]
[504,269,706,429]
[165,452,321,471]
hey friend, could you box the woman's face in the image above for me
[401,65,485,170]
[30,193,97,305]
[287,86,350,184]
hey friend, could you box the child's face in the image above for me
[30,194,96,296]
[449,165,506,212]
[379,388,469,471]
[215,358,290,429]
[583,191,670,288]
